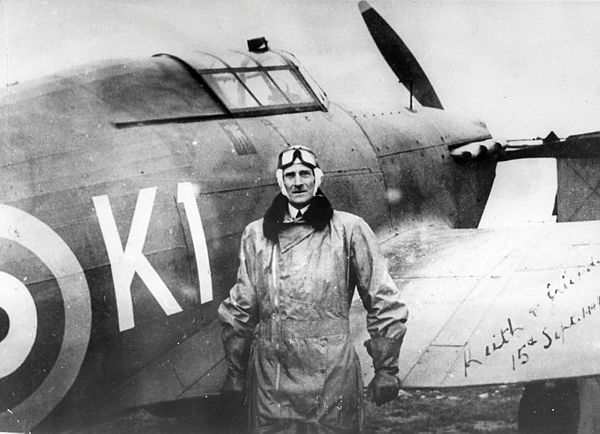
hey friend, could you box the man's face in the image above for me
[282,163,315,208]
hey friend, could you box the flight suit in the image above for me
[219,209,408,432]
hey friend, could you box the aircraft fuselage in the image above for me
[0,50,496,431]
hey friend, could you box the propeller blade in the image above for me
[358,1,443,109]
[501,131,600,160]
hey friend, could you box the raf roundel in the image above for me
[0,272,37,378]
[0,204,92,432]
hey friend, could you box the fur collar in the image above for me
[263,190,333,241]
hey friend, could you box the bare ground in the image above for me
[57,384,522,433]
[363,384,522,433]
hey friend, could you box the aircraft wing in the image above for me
[351,221,600,388]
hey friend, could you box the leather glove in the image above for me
[368,370,402,406]
[221,372,245,411]
[221,324,251,422]
[365,336,403,406]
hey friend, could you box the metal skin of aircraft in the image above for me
[2,1,600,432]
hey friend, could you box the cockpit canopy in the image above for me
[152,49,326,118]
[193,50,324,112]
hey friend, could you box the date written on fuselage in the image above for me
[463,260,600,377]
[92,182,213,332]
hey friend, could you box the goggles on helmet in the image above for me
[278,146,318,170]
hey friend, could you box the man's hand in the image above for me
[368,370,401,406]
[221,324,250,426]
[364,336,403,406]
[222,373,246,408]
[222,374,246,424]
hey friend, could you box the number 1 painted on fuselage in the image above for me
[177,182,213,305]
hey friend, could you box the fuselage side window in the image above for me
[201,67,321,114]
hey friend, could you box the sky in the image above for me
[2,0,598,224]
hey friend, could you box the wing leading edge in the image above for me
[351,221,600,388]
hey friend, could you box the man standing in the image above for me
[218,146,408,432]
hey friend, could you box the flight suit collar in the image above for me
[262,191,333,242]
